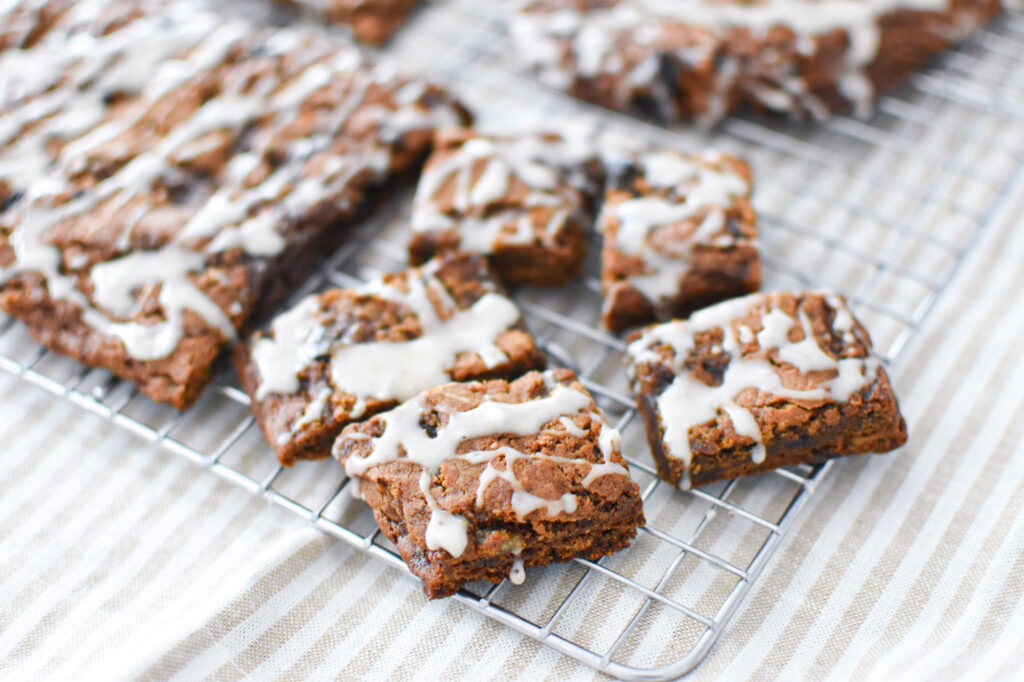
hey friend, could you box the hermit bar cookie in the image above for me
[0,2,468,409]
[237,253,545,466]
[0,0,184,52]
[408,129,594,287]
[601,149,760,331]
[512,0,1003,124]
[334,369,645,599]
[627,292,907,489]
[281,0,424,44]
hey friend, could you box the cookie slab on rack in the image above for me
[600,148,761,332]
[408,128,598,287]
[237,252,546,466]
[278,0,425,44]
[0,1,468,409]
[512,0,1004,123]
[627,292,907,489]
[334,369,645,599]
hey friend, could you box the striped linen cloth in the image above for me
[1,168,1023,681]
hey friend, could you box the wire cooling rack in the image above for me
[2,3,1024,679]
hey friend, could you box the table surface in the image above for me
[2,4,1024,681]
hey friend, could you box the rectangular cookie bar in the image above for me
[0,2,468,409]
[627,292,907,489]
[236,252,546,466]
[280,0,424,44]
[512,0,1003,124]
[408,129,595,287]
[601,149,760,332]
[333,369,645,599]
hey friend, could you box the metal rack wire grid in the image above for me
[2,3,1023,680]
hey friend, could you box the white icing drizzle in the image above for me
[342,381,594,477]
[558,416,587,438]
[467,444,580,520]
[420,470,471,557]
[86,246,236,361]
[252,296,328,400]
[0,2,463,364]
[336,372,630,558]
[411,133,584,256]
[513,0,994,122]
[252,260,526,438]
[327,292,521,404]
[277,386,334,446]
[603,149,752,310]
[627,292,878,488]
[509,555,526,585]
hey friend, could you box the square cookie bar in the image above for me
[601,149,760,331]
[512,0,1002,124]
[237,253,546,465]
[334,369,645,598]
[0,2,468,409]
[627,292,907,489]
[281,0,424,44]
[408,129,595,287]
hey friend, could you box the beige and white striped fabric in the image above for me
[2,167,1023,680]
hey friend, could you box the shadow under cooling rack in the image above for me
[2,5,1024,681]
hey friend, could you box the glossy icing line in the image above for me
[326,292,522,403]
